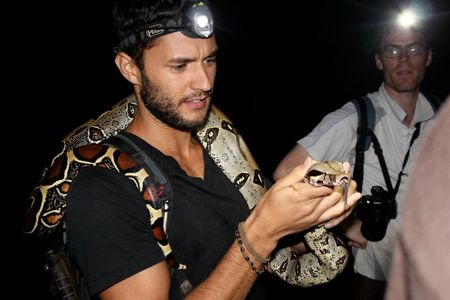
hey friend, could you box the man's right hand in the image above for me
[344,219,368,248]
[245,157,362,252]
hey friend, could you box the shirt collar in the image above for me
[379,83,435,127]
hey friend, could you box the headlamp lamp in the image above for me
[397,9,418,28]
[117,1,214,52]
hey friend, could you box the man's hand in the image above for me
[246,157,362,248]
[322,161,361,229]
[344,219,368,248]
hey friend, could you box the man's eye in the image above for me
[386,47,400,55]
[172,64,186,71]
[205,56,217,64]
[408,45,422,54]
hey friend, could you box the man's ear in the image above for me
[375,53,384,71]
[425,49,432,67]
[115,52,140,85]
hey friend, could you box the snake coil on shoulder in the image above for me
[23,94,349,286]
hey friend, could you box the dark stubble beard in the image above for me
[140,72,212,132]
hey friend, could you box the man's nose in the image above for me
[192,65,213,92]
[398,49,410,62]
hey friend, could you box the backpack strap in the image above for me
[24,140,189,299]
[103,132,193,297]
[351,96,375,192]
[352,93,442,194]
[352,96,395,194]
[105,133,173,214]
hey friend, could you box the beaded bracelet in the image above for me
[236,228,264,275]
[237,222,271,264]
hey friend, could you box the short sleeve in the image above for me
[66,166,165,295]
[298,101,358,162]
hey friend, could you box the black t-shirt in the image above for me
[66,132,269,298]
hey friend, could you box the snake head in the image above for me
[304,161,351,201]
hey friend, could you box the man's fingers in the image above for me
[321,191,362,228]
[343,161,351,173]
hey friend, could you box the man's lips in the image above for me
[396,69,413,76]
[183,97,209,108]
[184,97,207,103]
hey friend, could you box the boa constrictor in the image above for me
[23,94,349,286]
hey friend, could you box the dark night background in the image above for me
[8,0,449,298]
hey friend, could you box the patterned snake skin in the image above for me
[23,94,349,285]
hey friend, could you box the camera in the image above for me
[355,186,397,241]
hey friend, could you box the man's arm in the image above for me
[100,262,171,299]
[100,159,361,300]
[273,144,310,181]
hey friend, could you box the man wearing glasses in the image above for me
[274,17,437,300]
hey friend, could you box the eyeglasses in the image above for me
[380,43,425,58]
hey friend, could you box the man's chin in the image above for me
[191,105,212,128]
[391,80,420,93]
[396,85,420,93]
[192,117,209,131]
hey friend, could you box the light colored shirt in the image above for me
[298,83,436,280]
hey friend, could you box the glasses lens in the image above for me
[382,43,425,58]
[384,46,400,58]
[407,43,424,55]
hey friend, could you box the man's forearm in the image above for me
[186,240,265,299]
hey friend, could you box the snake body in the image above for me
[23,94,348,286]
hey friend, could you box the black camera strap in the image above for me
[352,95,440,238]
[359,128,394,194]
[363,122,421,198]
[392,122,421,197]
[352,95,434,198]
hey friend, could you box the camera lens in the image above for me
[360,214,389,241]
[356,185,395,241]
[371,186,385,196]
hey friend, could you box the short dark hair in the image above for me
[112,0,191,68]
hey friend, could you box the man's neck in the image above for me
[384,84,419,127]
[126,102,205,178]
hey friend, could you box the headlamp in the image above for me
[117,1,214,52]
[397,9,418,28]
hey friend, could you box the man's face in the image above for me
[140,32,218,131]
[375,28,432,94]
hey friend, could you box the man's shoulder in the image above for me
[348,90,381,106]
[69,166,140,204]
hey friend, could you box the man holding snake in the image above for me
[29,0,360,299]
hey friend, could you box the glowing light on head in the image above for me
[116,1,214,52]
[397,9,418,28]
[196,15,209,28]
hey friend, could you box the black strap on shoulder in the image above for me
[105,132,173,213]
[392,122,421,196]
[351,95,405,195]
[104,132,193,296]
[363,128,395,194]
[351,96,375,192]
[352,95,426,198]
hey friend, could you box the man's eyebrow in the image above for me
[168,48,219,64]
[206,48,219,59]
[384,41,424,47]
[168,56,195,64]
